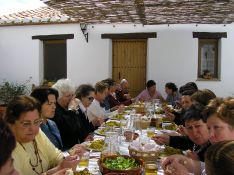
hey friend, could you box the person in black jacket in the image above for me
[75,84,95,139]
[152,104,210,161]
[51,79,84,150]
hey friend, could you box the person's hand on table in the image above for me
[124,94,131,100]
[59,155,79,171]
[92,117,104,127]
[117,104,125,113]
[69,144,86,156]
[164,111,175,121]
[162,154,201,175]
[164,161,189,175]
[185,150,199,161]
[151,134,170,145]
[84,133,94,142]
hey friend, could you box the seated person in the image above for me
[205,141,234,175]
[115,79,132,105]
[152,104,210,161]
[52,79,89,150]
[0,118,70,175]
[161,97,234,175]
[164,90,194,126]
[87,82,108,127]
[31,87,63,150]
[102,78,119,111]
[179,82,198,95]
[191,89,216,107]
[103,78,129,109]
[75,84,95,139]
[165,88,215,126]
[87,82,123,127]
[0,119,19,175]
[165,82,180,107]
[162,141,234,175]
[136,80,164,102]
[5,96,85,175]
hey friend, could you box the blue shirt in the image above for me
[166,91,181,107]
[40,119,63,150]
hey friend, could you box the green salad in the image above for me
[103,156,139,170]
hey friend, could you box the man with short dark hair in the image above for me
[136,80,164,102]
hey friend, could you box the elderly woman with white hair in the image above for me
[52,79,85,150]
[116,79,132,106]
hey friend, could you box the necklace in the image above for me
[19,140,43,174]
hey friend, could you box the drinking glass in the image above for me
[144,160,158,175]
[78,151,90,168]
[147,127,155,138]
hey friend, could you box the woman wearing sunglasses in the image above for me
[75,84,96,142]
[5,96,81,175]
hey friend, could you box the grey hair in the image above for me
[120,79,128,85]
[52,79,75,99]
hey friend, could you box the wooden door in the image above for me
[43,40,67,80]
[112,39,147,97]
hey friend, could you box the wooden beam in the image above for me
[101,32,157,39]
[193,32,227,39]
[32,34,74,40]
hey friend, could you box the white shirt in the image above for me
[78,102,88,119]
[87,99,117,122]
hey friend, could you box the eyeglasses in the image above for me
[87,96,94,102]
[18,119,43,128]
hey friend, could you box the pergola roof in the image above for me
[42,0,234,25]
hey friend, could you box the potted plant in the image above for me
[0,78,30,118]
[41,79,57,87]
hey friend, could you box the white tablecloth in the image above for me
[77,130,164,175]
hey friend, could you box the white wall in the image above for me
[0,23,234,97]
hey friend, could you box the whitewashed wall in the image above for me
[0,23,234,97]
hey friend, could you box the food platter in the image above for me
[94,127,108,136]
[85,139,105,152]
[111,114,125,120]
[103,120,121,127]
[66,168,94,175]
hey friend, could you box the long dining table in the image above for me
[75,113,178,175]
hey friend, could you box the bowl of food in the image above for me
[162,122,177,130]
[98,155,143,175]
[128,141,162,161]
[160,146,182,157]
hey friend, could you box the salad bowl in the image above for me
[98,155,143,175]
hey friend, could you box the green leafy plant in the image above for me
[0,78,31,105]
[41,79,57,87]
